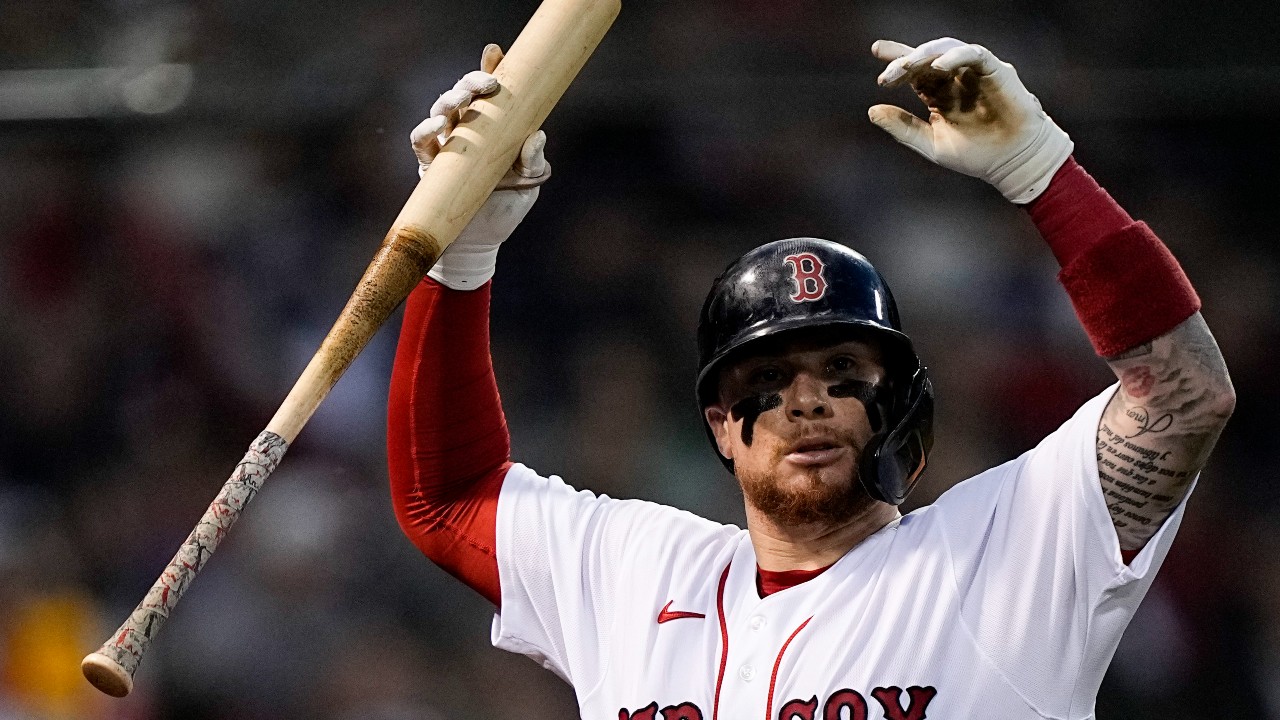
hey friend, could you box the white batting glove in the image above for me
[410,44,550,291]
[868,38,1073,204]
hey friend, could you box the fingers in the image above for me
[410,115,446,168]
[931,43,1001,75]
[871,39,913,62]
[414,69,498,171]
[420,69,501,165]
[418,125,551,186]
[481,43,504,74]
[877,36,966,87]
[496,129,551,189]
[456,69,499,95]
[516,130,547,178]
[428,87,471,121]
[867,104,934,160]
[429,70,499,118]
[411,49,513,178]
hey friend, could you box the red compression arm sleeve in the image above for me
[1027,157,1200,357]
[387,278,508,607]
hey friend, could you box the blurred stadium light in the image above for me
[0,64,193,120]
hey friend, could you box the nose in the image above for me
[785,372,830,419]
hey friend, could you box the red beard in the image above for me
[736,436,869,526]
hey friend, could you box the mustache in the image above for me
[770,427,865,461]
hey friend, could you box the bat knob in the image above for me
[81,652,134,697]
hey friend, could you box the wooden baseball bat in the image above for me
[81,0,620,697]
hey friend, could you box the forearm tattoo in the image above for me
[1097,313,1234,551]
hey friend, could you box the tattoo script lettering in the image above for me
[1096,315,1233,550]
[1097,422,1189,530]
[1124,405,1173,438]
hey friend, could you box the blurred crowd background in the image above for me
[1,0,1277,718]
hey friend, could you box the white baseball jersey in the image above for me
[491,384,1194,719]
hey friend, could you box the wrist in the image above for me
[991,114,1073,204]
[1022,156,1196,356]
[428,242,502,291]
[429,186,540,291]
[1026,157,1134,267]
[1058,223,1200,357]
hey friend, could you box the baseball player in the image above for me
[387,39,1235,719]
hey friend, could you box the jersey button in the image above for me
[738,664,756,682]
[749,615,766,630]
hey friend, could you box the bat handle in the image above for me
[81,431,290,697]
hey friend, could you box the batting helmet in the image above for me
[695,238,934,506]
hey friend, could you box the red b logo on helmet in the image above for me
[784,253,827,302]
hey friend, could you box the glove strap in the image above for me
[992,111,1074,204]
[428,242,503,291]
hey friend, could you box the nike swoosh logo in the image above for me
[657,600,706,624]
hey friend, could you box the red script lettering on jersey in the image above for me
[657,600,706,624]
[784,253,827,302]
[619,702,705,720]
[620,686,935,720]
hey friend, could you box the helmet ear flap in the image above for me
[858,367,934,505]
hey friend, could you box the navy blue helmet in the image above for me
[696,238,934,505]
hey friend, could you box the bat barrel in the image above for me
[264,0,621,444]
[388,0,621,254]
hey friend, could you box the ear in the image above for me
[704,405,734,461]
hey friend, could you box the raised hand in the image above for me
[868,37,1072,204]
[411,43,549,189]
[410,44,549,290]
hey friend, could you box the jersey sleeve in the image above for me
[489,463,737,692]
[932,383,1196,717]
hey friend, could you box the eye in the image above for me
[749,366,783,385]
[828,355,856,373]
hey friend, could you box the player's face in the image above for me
[705,330,888,527]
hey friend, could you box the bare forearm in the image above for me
[1099,313,1234,549]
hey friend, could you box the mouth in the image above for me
[783,437,846,467]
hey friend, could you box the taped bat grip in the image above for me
[81,431,290,696]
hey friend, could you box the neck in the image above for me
[745,499,900,572]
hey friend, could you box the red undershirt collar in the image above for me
[756,563,834,597]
